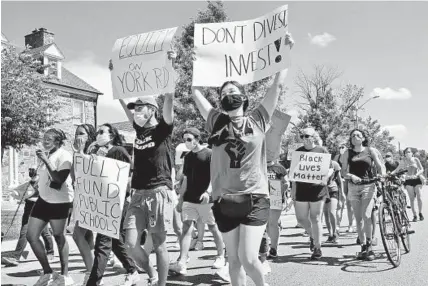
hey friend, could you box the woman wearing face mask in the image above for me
[70,124,98,281]
[392,148,425,222]
[27,128,74,286]
[189,32,293,286]
[292,128,329,260]
[340,129,385,261]
[84,124,139,286]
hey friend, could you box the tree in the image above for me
[170,1,279,147]
[1,45,64,161]
[358,116,396,155]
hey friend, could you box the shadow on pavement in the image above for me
[167,273,229,286]
[6,266,84,278]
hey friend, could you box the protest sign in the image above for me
[111,27,178,99]
[289,151,331,185]
[269,180,283,210]
[266,109,291,162]
[193,5,290,86]
[286,142,303,161]
[73,154,130,239]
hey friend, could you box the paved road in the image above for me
[2,186,427,286]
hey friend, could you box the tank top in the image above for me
[348,148,373,179]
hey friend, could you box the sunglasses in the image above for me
[300,134,312,139]
[385,155,391,158]
[184,138,193,142]
[97,130,109,135]
[339,146,346,149]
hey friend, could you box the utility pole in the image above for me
[354,95,380,128]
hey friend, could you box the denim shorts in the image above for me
[348,182,376,202]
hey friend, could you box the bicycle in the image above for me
[365,169,414,267]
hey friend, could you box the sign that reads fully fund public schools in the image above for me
[111,27,178,99]
[193,5,290,86]
[73,154,130,239]
[289,151,331,185]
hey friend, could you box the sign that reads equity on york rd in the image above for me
[289,151,332,185]
[73,154,130,239]
[111,27,178,99]
[193,5,290,86]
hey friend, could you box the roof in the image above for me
[110,121,134,133]
[1,32,9,42]
[47,67,102,94]
[25,43,64,59]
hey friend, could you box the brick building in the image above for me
[1,28,102,193]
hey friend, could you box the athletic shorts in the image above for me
[30,197,73,222]
[123,185,174,234]
[404,178,422,187]
[182,202,216,225]
[212,195,269,233]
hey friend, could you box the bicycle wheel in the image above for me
[399,208,411,253]
[378,202,401,267]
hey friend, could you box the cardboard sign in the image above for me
[193,5,290,86]
[286,143,303,161]
[111,27,178,99]
[289,151,331,184]
[73,154,130,239]
[266,109,291,162]
[269,180,283,210]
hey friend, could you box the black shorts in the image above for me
[212,196,269,233]
[30,197,73,222]
[326,191,339,203]
[404,178,422,187]
[295,187,327,202]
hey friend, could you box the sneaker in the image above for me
[331,235,338,244]
[310,248,322,260]
[420,213,424,221]
[51,274,74,286]
[309,237,315,251]
[215,263,231,283]
[81,272,91,286]
[261,260,271,275]
[325,236,334,243]
[212,256,226,269]
[413,216,418,222]
[33,272,57,286]
[1,256,18,266]
[357,244,368,260]
[346,226,354,233]
[147,276,159,286]
[366,244,375,261]
[372,237,378,246]
[194,241,204,251]
[169,261,187,275]
[120,271,140,286]
[268,248,278,259]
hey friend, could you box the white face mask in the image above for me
[96,134,111,146]
[134,108,153,127]
[339,148,346,155]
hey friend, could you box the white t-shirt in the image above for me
[37,148,74,203]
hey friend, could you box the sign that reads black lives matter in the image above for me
[289,151,331,185]
[193,5,290,86]
[73,154,130,239]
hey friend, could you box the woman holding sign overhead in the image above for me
[27,128,74,286]
[190,32,293,286]
[291,128,329,261]
[78,123,139,286]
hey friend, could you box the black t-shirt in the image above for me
[183,148,212,203]
[295,145,329,198]
[132,119,173,190]
[385,160,399,173]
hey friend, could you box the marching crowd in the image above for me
[2,33,426,286]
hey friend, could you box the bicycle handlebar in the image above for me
[358,169,408,185]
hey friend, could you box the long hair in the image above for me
[75,124,96,153]
[403,147,413,156]
[218,81,249,112]
[101,123,123,146]
[45,128,67,147]
[349,128,369,149]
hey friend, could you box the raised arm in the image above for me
[260,69,288,118]
[191,86,213,121]
[163,93,174,125]
[119,99,134,123]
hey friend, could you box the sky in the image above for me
[2,1,427,150]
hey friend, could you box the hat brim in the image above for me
[127,102,158,110]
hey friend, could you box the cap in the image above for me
[182,127,201,138]
[127,96,158,110]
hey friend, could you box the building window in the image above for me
[73,100,85,124]
[49,61,58,77]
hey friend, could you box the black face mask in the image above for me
[221,94,245,111]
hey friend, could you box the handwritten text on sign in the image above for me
[111,27,178,99]
[266,109,291,162]
[269,180,283,210]
[289,151,331,185]
[193,5,289,86]
[73,154,130,239]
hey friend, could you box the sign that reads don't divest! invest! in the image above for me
[73,154,130,239]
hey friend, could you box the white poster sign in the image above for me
[111,27,178,99]
[289,151,331,185]
[73,154,130,239]
[269,180,283,210]
[193,5,290,86]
